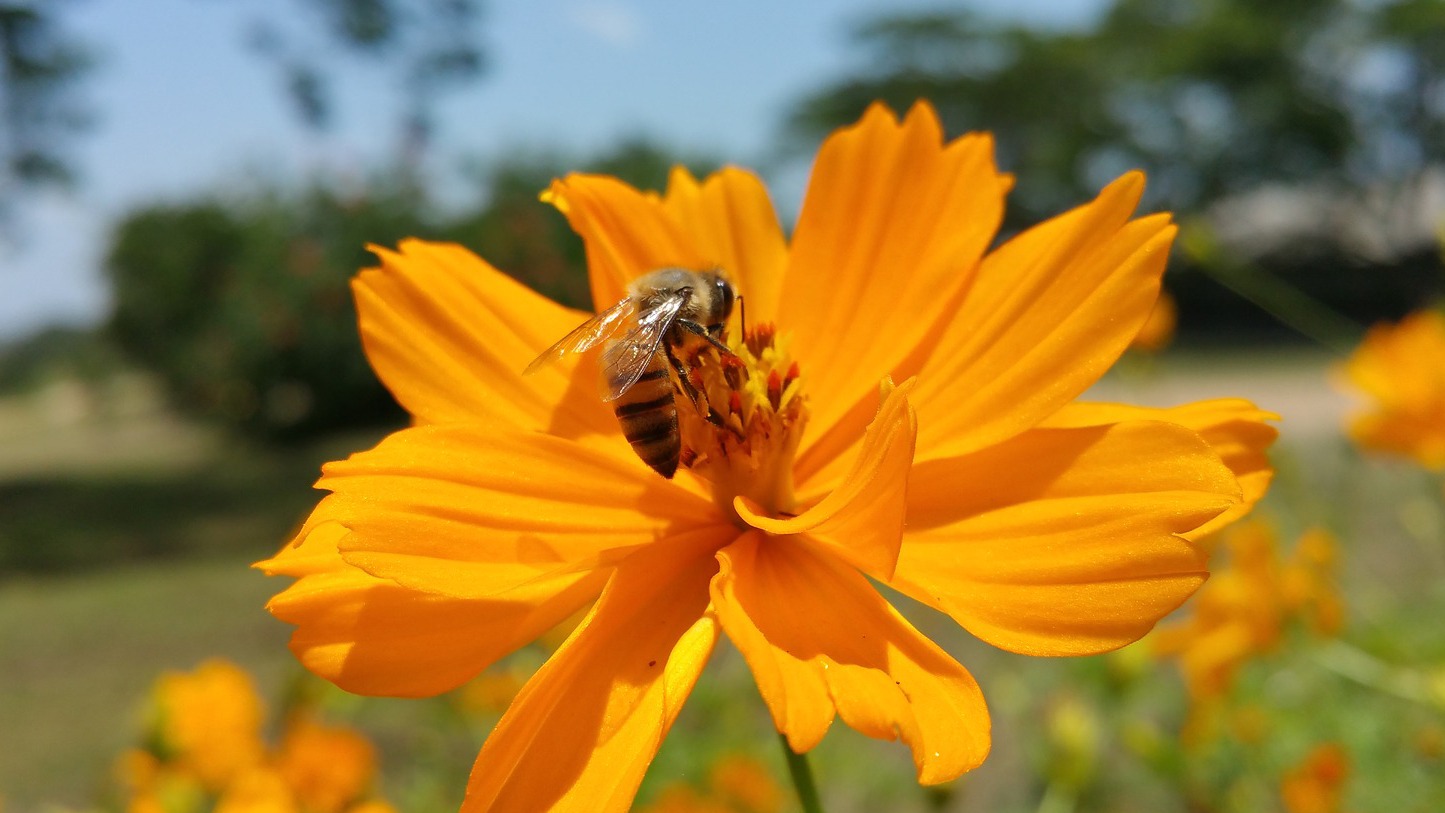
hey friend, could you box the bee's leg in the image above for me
[666,340,733,431]
[665,341,703,406]
[676,319,736,357]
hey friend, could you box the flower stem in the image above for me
[779,733,825,813]
[1194,256,1363,354]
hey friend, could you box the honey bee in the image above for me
[524,268,737,478]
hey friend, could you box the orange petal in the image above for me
[461,530,727,812]
[318,425,721,599]
[356,239,615,435]
[893,421,1239,656]
[1043,398,1278,539]
[737,380,915,578]
[257,495,352,578]
[779,102,1010,467]
[660,167,788,325]
[264,519,608,697]
[711,532,991,784]
[545,175,709,313]
[902,173,1175,461]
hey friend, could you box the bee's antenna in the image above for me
[738,295,747,338]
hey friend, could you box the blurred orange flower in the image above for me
[275,716,379,813]
[120,660,390,813]
[214,767,297,813]
[1152,522,1344,732]
[636,754,782,813]
[260,101,1276,812]
[150,659,267,791]
[1340,308,1445,469]
[1281,743,1349,813]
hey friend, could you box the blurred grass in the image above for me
[0,554,294,805]
[0,368,393,807]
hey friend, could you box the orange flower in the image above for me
[1281,743,1349,813]
[275,715,379,813]
[149,659,267,792]
[122,660,393,813]
[636,754,782,813]
[1152,522,1343,704]
[214,767,298,813]
[259,102,1275,811]
[1340,308,1445,469]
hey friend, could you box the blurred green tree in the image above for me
[106,182,425,436]
[782,0,1445,224]
[241,0,487,163]
[0,1,92,225]
[0,0,486,228]
[103,138,717,438]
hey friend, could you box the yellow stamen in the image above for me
[676,323,808,523]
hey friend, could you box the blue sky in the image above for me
[2,0,1101,340]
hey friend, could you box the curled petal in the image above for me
[462,530,728,812]
[907,173,1176,461]
[712,532,991,784]
[356,240,613,435]
[317,425,719,600]
[1043,398,1278,539]
[737,380,916,578]
[259,495,352,578]
[781,102,1011,474]
[263,520,607,697]
[894,421,1240,656]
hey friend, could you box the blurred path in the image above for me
[0,371,219,479]
[1091,348,1352,442]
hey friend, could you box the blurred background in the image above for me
[2,1,1443,811]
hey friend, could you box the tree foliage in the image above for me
[0,1,91,222]
[783,0,1445,223]
[105,184,425,436]
[244,0,487,156]
[103,138,717,438]
[0,0,487,225]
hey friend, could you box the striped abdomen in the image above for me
[612,351,680,478]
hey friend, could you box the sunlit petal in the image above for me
[461,531,728,812]
[661,166,788,324]
[545,175,709,313]
[906,173,1174,460]
[712,532,990,784]
[1043,398,1278,539]
[356,240,614,435]
[263,521,607,697]
[893,421,1239,655]
[780,102,1011,467]
[317,424,720,599]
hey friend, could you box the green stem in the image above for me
[779,733,825,813]
[1197,259,1364,354]
[1314,639,1441,708]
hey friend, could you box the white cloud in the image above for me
[565,1,644,49]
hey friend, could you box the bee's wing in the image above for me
[599,292,688,401]
[523,297,641,376]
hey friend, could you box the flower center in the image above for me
[674,323,807,523]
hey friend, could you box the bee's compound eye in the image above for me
[715,276,735,318]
